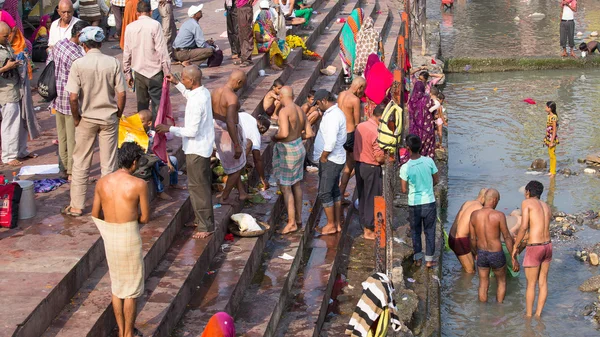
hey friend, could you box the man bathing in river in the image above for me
[211,70,248,204]
[272,86,314,235]
[449,188,487,273]
[512,180,553,317]
[469,189,516,303]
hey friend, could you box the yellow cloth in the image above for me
[118,114,150,152]
[548,146,556,175]
[35,26,48,40]
[93,217,145,299]
[367,307,390,337]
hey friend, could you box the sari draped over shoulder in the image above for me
[338,8,364,77]
[408,81,435,158]
[253,9,290,67]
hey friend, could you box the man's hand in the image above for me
[167,162,175,173]
[73,117,81,127]
[512,257,520,272]
[4,59,21,70]
[127,76,134,89]
[207,38,215,46]
[165,74,179,85]
[320,152,328,163]
[155,124,170,133]
[234,143,242,159]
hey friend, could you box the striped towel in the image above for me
[273,137,306,186]
[93,217,144,299]
[346,273,402,337]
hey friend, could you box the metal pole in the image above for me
[420,0,427,55]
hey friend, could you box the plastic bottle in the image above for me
[12,172,19,182]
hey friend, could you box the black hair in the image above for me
[118,142,145,169]
[137,0,151,13]
[406,134,422,153]
[525,180,544,199]
[438,92,445,100]
[373,104,385,117]
[83,40,101,49]
[546,101,557,115]
[579,42,588,51]
[307,89,316,98]
[71,20,90,37]
[325,92,336,102]
[420,71,430,81]
[430,86,439,96]
[272,79,284,88]
[257,114,271,134]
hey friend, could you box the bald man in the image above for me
[448,188,486,273]
[469,189,515,303]
[49,0,80,47]
[338,77,366,204]
[272,86,314,234]
[212,69,248,204]
[156,66,215,239]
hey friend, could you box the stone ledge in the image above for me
[444,56,600,73]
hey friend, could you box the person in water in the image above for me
[448,188,486,273]
[544,101,559,176]
[469,189,516,303]
[579,41,598,56]
[512,180,553,318]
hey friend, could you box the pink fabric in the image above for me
[152,77,174,162]
[523,98,536,105]
[201,312,235,337]
[0,10,16,28]
[363,53,380,79]
[30,15,51,43]
[364,60,393,104]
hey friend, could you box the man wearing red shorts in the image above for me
[448,188,486,273]
[512,180,552,317]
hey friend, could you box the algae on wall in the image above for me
[444,57,600,73]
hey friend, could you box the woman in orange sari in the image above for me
[119,0,140,49]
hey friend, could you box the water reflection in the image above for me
[441,70,600,336]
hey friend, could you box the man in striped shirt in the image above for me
[48,20,89,181]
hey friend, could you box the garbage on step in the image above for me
[320,65,337,76]
[229,213,270,237]
[278,253,294,260]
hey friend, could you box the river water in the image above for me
[440,69,600,336]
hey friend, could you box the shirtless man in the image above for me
[337,77,365,203]
[448,188,486,273]
[263,79,283,118]
[512,180,552,317]
[273,86,314,234]
[469,189,515,303]
[91,142,150,337]
[302,90,321,125]
[212,70,248,204]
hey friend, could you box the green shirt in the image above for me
[399,156,438,206]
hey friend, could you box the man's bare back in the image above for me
[337,90,361,133]
[278,102,305,143]
[471,208,512,253]
[521,198,551,244]
[451,199,483,238]
[212,86,240,123]
[93,170,150,224]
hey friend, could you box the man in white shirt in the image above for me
[239,111,271,190]
[560,0,577,57]
[48,0,80,47]
[311,89,347,236]
[155,66,215,239]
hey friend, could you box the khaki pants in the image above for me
[186,154,214,232]
[174,48,213,64]
[158,3,176,57]
[55,111,76,175]
[237,3,254,61]
[70,119,119,210]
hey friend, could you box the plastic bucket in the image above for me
[17,180,36,220]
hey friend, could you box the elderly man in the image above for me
[48,20,90,180]
[48,0,80,47]
[62,26,127,217]
[156,66,215,239]
[172,4,215,66]
[311,89,347,235]
[0,22,28,166]
[123,1,170,120]
[92,142,150,337]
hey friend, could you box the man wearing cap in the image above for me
[172,4,216,66]
[63,26,127,217]
[311,89,347,235]
[123,1,170,121]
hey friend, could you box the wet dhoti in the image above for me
[93,217,144,299]
[214,120,247,174]
[273,137,306,186]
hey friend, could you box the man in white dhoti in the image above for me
[91,142,150,337]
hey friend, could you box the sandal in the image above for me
[240,60,253,68]
[61,205,82,217]
[233,59,243,65]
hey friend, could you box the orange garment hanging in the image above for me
[120,0,140,49]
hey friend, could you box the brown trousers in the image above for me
[158,3,177,57]
[187,154,214,232]
[174,48,213,64]
[70,119,119,210]
[237,3,254,61]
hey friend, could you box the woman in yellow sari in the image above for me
[253,1,290,70]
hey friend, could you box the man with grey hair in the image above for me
[63,26,127,217]
[48,0,80,47]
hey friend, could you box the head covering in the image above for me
[188,4,204,17]
[259,0,270,9]
[30,15,51,43]
[311,89,330,106]
[201,312,235,337]
[79,26,105,43]
[354,17,380,75]
[0,10,16,29]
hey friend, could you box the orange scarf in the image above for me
[120,0,140,49]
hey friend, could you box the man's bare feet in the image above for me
[7,159,22,166]
[363,228,376,240]
[181,60,193,67]
[426,261,438,268]
[570,51,577,58]
[414,259,422,267]
[278,222,298,235]
[561,50,568,57]
[170,184,187,190]
[239,190,249,202]
[158,192,173,201]
[316,223,338,235]
[192,231,213,239]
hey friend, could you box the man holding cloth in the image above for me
[354,104,385,240]
[123,1,170,120]
[172,4,216,66]
[63,26,127,217]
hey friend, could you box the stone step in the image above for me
[170,171,321,337]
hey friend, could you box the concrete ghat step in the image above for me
[170,173,321,337]
[200,0,330,96]
[40,189,201,337]
[132,186,283,337]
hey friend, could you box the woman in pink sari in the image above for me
[408,81,435,158]
[1,0,32,52]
